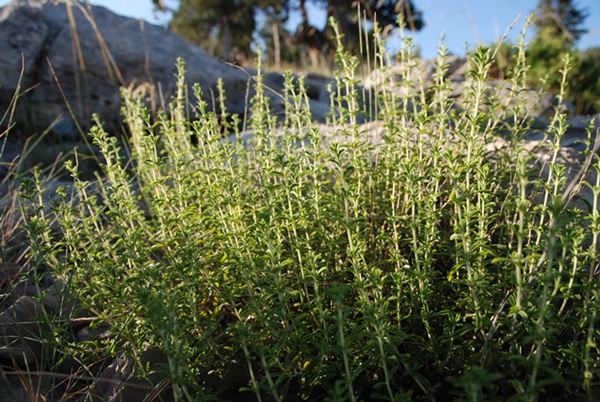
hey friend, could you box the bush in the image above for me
[20,21,600,401]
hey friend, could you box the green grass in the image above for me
[12,18,600,401]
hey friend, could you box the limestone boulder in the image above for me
[0,295,51,366]
[0,0,237,134]
[0,0,330,143]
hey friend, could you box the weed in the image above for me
[16,17,600,402]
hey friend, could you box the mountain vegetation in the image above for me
[492,0,599,115]
[154,0,598,114]
[152,0,423,68]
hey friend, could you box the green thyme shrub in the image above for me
[21,20,599,402]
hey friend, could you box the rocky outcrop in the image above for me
[364,56,567,116]
[0,0,336,190]
[364,55,599,211]
[0,0,331,147]
[0,0,221,128]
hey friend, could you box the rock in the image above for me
[0,0,48,89]
[364,58,435,98]
[8,178,75,233]
[0,263,25,297]
[49,116,78,142]
[77,352,136,402]
[41,279,88,322]
[363,54,598,214]
[0,296,51,367]
[0,0,332,187]
[0,137,23,179]
[0,371,52,402]
[487,136,599,212]
[510,115,599,151]
[0,0,225,134]
[564,115,600,151]
[76,321,111,342]
[0,0,330,142]
[79,347,173,402]
[364,56,574,124]
[445,55,469,80]
[301,72,335,103]
[542,143,598,211]
[74,339,253,401]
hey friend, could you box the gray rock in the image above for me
[364,55,465,94]
[41,279,88,321]
[445,55,468,80]
[0,0,330,141]
[0,264,24,296]
[0,296,51,367]
[76,321,111,342]
[546,143,598,211]
[486,136,599,212]
[0,138,25,182]
[78,347,172,402]
[364,56,575,125]
[564,115,600,151]
[0,371,51,402]
[77,352,136,402]
[299,72,334,103]
[49,116,78,141]
[0,0,48,88]
[446,79,573,122]
[8,178,74,232]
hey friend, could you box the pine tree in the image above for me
[152,0,423,68]
[153,0,290,63]
[322,0,424,51]
[294,0,424,69]
[527,0,589,102]
[533,0,588,43]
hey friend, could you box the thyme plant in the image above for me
[20,20,599,402]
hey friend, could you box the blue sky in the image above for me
[1,0,599,59]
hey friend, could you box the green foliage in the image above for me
[484,2,599,116]
[259,16,304,69]
[160,0,423,67]
[324,0,424,53]
[168,0,290,61]
[20,22,600,402]
[569,47,600,115]
[533,0,588,43]
[526,0,600,114]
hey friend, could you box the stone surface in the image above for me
[76,321,110,342]
[0,0,330,138]
[0,0,229,135]
[0,296,51,367]
[3,178,75,234]
[79,347,173,402]
[487,136,599,211]
[364,55,575,123]
[41,279,87,321]
[0,137,24,182]
[364,54,599,213]
[0,372,52,402]
[0,0,335,188]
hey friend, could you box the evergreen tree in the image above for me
[320,0,423,51]
[294,0,424,69]
[570,47,600,114]
[152,0,423,67]
[527,0,592,110]
[260,13,303,69]
[533,0,588,43]
[153,0,290,63]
